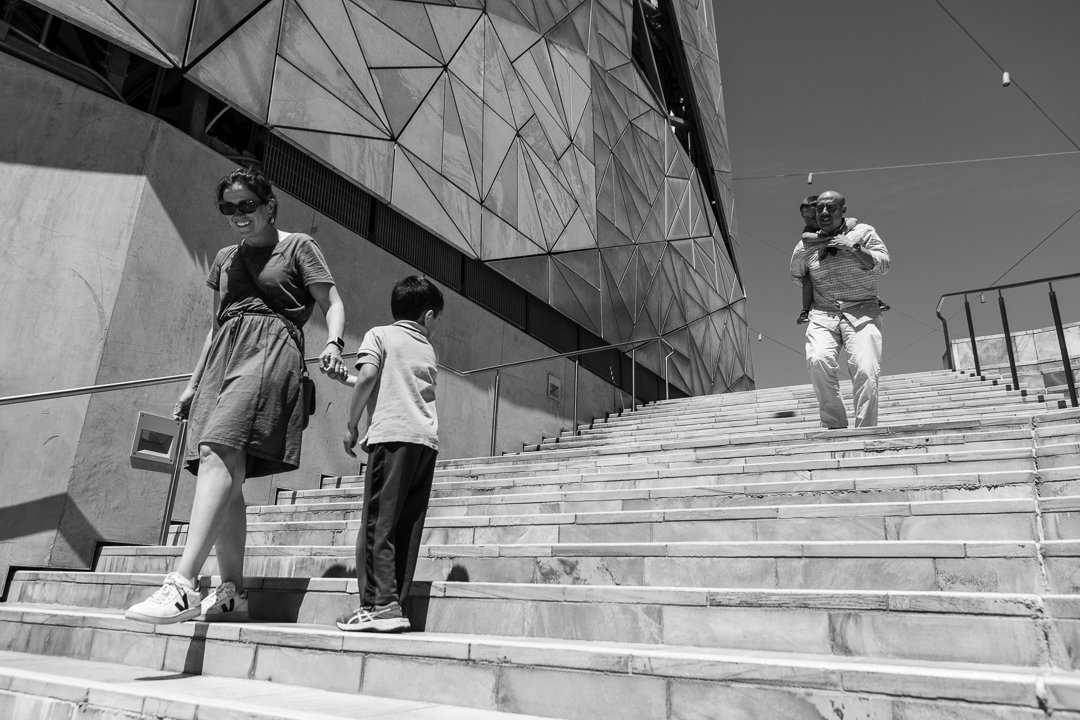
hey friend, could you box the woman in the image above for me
[125,167,348,624]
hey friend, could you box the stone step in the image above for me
[0,649,545,720]
[92,540,1052,594]
[1,605,1076,719]
[435,410,1080,473]
[548,402,1065,445]
[263,470,1038,522]
[592,387,1057,427]
[211,498,1041,548]
[432,428,1043,482]
[8,574,1078,670]
[608,379,1058,416]
[540,407,1067,448]
[636,371,1027,406]
[423,447,1037,499]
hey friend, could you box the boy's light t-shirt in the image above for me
[354,320,438,453]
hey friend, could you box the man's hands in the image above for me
[343,425,359,457]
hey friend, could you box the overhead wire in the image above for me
[732,150,1080,182]
[933,0,1080,153]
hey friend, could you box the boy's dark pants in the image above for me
[356,442,437,609]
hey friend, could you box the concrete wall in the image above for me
[0,53,634,590]
[951,321,1080,392]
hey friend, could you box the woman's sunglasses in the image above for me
[218,199,264,216]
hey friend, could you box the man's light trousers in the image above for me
[805,309,883,429]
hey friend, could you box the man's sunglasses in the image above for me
[815,203,842,213]
[218,199,264,216]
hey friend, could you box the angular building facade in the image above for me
[11,0,751,395]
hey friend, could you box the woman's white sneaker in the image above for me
[124,572,201,624]
[198,581,249,622]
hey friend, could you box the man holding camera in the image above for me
[789,191,891,428]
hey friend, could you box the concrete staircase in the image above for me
[4,369,1080,719]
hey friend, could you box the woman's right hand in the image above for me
[173,385,196,420]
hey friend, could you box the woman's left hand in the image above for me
[320,344,347,380]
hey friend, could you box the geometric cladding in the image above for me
[35,0,752,393]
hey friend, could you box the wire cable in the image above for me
[733,150,1080,182]
[987,204,1080,286]
[933,0,1080,153]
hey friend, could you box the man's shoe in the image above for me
[198,581,249,622]
[336,601,411,632]
[124,572,201,625]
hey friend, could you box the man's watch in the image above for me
[326,337,345,351]
[851,241,862,252]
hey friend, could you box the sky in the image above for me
[712,0,1080,388]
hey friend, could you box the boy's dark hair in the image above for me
[391,276,444,321]
[799,194,818,209]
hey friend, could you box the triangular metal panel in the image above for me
[550,261,602,335]
[110,0,195,66]
[370,67,442,136]
[391,147,475,256]
[396,73,446,174]
[275,128,393,202]
[552,248,600,288]
[186,0,280,123]
[406,148,482,255]
[481,207,548,261]
[596,213,633,249]
[294,0,388,130]
[281,1,386,133]
[427,4,484,62]
[550,209,595,254]
[346,2,441,67]
[350,0,442,60]
[186,0,265,65]
[269,58,388,137]
[448,16,486,100]
[487,2,542,59]
[486,254,551,298]
[446,75,484,199]
[481,106,518,201]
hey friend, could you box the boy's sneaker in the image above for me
[336,601,411,632]
[796,310,810,325]
[198,581,249,622]
[124,572,201,625]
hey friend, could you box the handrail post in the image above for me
[631,347,637,413]
[963,294,981,376]
[663,346,672,401]
[936,297,954,370]
[158,420,188,545]
[1048,282,1079,407]
[573,356,580,436]
[997,290,1020,391]
[490,369,501,456]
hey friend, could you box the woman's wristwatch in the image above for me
[326,337,345,351]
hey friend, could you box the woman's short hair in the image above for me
[215,167,277,215]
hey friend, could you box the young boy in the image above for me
[795,195,889,324]
[336,275,443,632]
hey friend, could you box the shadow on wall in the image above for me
[0,493,100,567]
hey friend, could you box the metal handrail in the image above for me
[937,272,1079,407]
[0,352,359,407]
[1,329,692,457]
[460,334,677,456]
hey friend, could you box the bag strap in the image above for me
[232,243,308,376]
